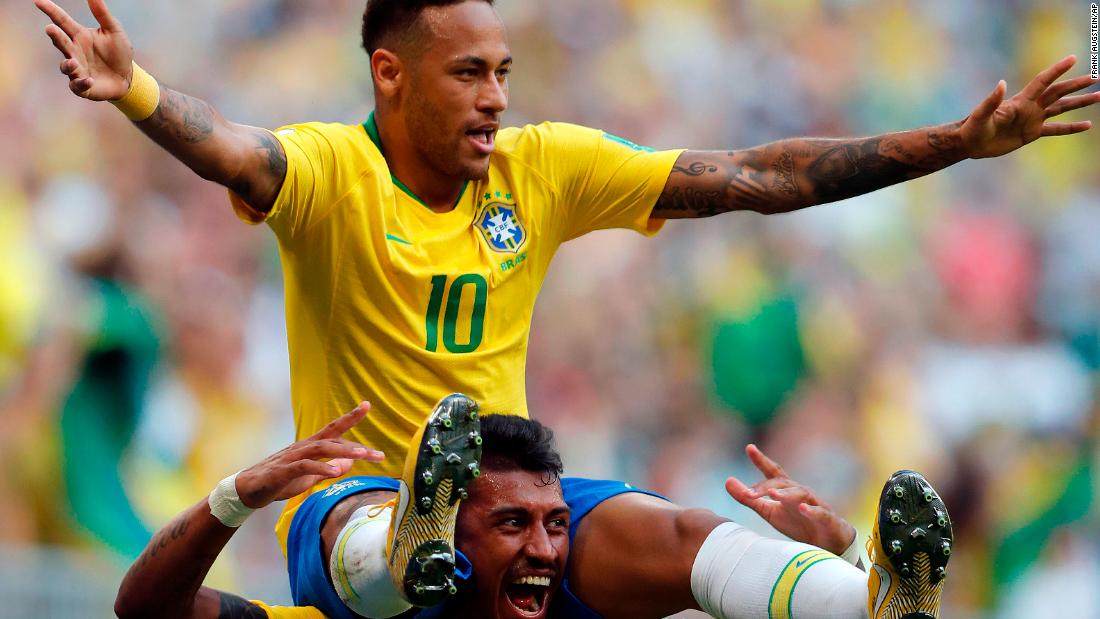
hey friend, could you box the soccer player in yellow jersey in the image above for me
[38,0,1099,617]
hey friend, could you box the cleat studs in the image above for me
[422,471,434,485]
[941,541,952,556]
[468,409,479,421]
[910,527,926,540]
[441,415,453,429]
[893,485,905,499]
[935,566,947,582]
[446,453,462,464]
[889,540,903,555]
[889,509,902,524]
[469,431,483,446]
[458,488,469,500]
[429,439,443,455]
[937,515,947,528]
[447,582,458,596]
[414,585,426,595]
[900,563,911,577]
[468,463,481,478]
[923,488,934,503]
[421,497,433,510]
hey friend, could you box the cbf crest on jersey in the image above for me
[477,201,527,254]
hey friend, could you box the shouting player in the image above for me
[38,0,1096,617]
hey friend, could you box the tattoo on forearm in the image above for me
[135,515,190,569]
[806,138,913,202]
[654,122,964,218]
[771,151,799,197]
[145,88,215,144]
[217,592,267,619]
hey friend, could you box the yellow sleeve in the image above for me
[511,122,683,242]
[229,122,365,241]
[249,599,328,618]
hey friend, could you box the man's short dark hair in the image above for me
[361,0,495,56]
[479,414,563,482]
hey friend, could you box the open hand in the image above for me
[234,402,385,510]
[962,55,1100,159]
[35,0,133,100]
[725,444,855,557]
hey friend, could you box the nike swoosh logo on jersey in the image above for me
[386,233,413,246]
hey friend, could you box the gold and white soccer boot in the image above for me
[867,470,953,618]
[388,394,482,607]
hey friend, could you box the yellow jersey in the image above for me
[250,600,326,618]
[231,115,681,545]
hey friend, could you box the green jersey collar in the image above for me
[363,111,468,212]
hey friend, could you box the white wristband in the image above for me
[839,533,862,566]
[208,472,256,528]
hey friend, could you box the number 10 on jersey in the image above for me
[425,274,488,353]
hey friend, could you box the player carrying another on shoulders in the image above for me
[39,0,1097,617]
[116,395,935,619]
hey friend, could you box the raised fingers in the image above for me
[294,437,383,462]
[746,444,788,479]
[87,0,122,32]
[1046,91,1100,118]
[45,24,77,59]
[289,458,345,479]
[34,0,85,39]
[725,477,772,515]
[1022,55,1077,101]
[1041,120,1093,136]
[1040,74,1100,106]
[765,485,811,508]
[311,401,370,440]
[971,80,1007,123]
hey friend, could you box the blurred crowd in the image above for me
[2,0,1098,616]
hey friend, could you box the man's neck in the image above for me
[366,111,468,213]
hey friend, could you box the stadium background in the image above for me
[2,0,1099,616]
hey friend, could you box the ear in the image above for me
[371,49,404,98]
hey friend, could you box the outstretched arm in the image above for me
[654,55,1099,219]
[35,0,286,212]
[726,444,860,567]
[115,404,383,619]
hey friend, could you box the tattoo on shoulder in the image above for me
[217,592,267,619]
[253,130,287,179]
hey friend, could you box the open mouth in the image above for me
[504,575,551,617]
[466,129,496,155]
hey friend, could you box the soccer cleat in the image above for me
[388,394,482,606]
[867,470,953,619]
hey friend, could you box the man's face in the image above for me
[401,1,511,181]
[454,467,570,619]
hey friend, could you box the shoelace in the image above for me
[369,497,398,519]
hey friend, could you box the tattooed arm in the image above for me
[114,404,381,618]
[654,56,1099,219]
[136,89,287,211]
[114,498,249,619]
[36,0,285,212]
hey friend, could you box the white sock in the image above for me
[329,505,412,619]
[690,522,868,619]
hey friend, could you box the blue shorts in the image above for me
[286,476,666,619]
